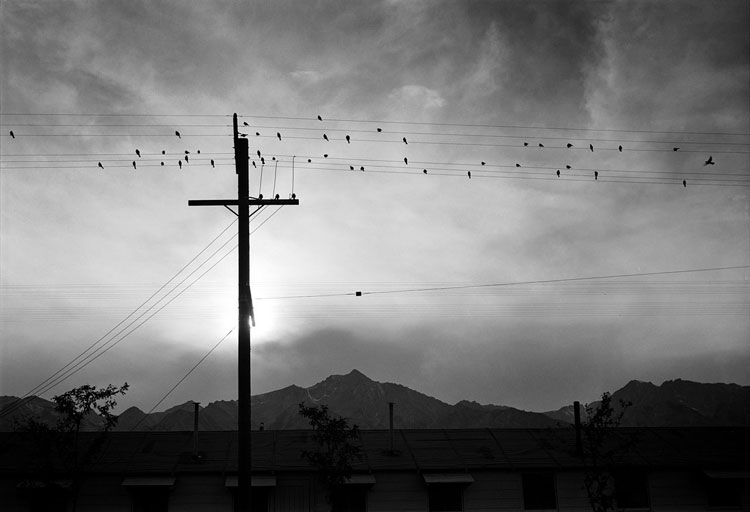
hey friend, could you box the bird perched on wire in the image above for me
[261,157,265,164]
[161,162,164,166]
[162,150,166,155]
[307,158,311,163]
[618,145,622,152]
[516,163,521,168]
[9,130,14,139]
[178,160,182,169]
[423,169,427,174]
[523,142,529,147]
[683,179,687,187]
[175,130,181,139]
[243,121,249,126]
[277,132,281,141]
[556,170,560,177]
[481,161,486,166]
[538,143,544,148]
[467,171,471,179]
[594,171,599,180]
[403,137,408,144]
[185,155,189,163]
[317,115,323,121]
[376,128,382,132]
[98,162,104,170]
[566,165,572,169]
[185,150,190,154]
[567,143,573,148]
[323,134,329,141]
[132,161,136,170]
[704,155,714,165]
[590,144,594,152]
[323,154,328,158]
[350,165,354,170]
[360,166,365,171]
[346,135,351,144]
[404,157,408,165]
[136,149,141,157]
[673,147,680,151]
[257,150,261,158]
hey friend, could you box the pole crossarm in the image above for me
[188,199,300,206]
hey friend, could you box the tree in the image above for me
[298,402,363,506]
[16,383,129,511]
[581,392,633,512]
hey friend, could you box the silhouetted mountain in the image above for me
[0,395,105,432]
[3,373,748,432]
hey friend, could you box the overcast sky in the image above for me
[1,0,748,414]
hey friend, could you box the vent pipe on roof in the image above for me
[389,402,395,453]
[574,400,582,457]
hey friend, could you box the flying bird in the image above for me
[404,157,408,165]
[467,171,471,179]
[135,149,141,157]
[590,144,594,152]
[403,137,408,144]
[132,161,136,170]
[9,130,14,139]
[178,160,182,169]
[346,135,351,144]
[317,115,323,121]
[673,147,680,151]
[323,134,329,141]
[683,179,687,187]
[704,155,714,165]
[594,171,599,180]
[98,162,104,170]
[566,143,573,148]
[618,145,622,152]
[556,170,560,177]
[277,132,281,141]
[175,130,181,139]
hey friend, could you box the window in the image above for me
[522,473,557,510]
[706,478,742,508]
[428,484,464,512]
[332,485,367,512]
[615,471,650,508]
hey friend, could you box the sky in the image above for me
[1,0,748,415]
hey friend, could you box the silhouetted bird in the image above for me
[516,163,521,168]
[255,132,260,136]
[323,154,328,158]
[161,162,164,166]
[9,131,14,139]
[556,170,560,177]
[360,166,365,171]
[291,193,296,199]
[618,145,622,152]
[704,156,714,165]
[317,115,323,121]
[132,161,136,170]
[307,158,311,163]
[277,132,281,141]
[135,149,141,157]
[673,147,680,151]
[323,134,329,141]
[567,143,573,148]
[403,137,408,144]
[481,161,486,166]
[197,150,200,154]
[423,169,427,174]
[257,150,261,158]
[350,165,354,170]
[523,142,529,147]
[566,165,571,169]
[185,150,190,154]
[683,179,687,187]
[243,122,249,126]
[590,144,594,152]
[594,171,599,180]
[261,157,265,164]
[467,171,471,179]
[178,160,182,169]
[162,150,166,155]
[539,143,544,148]
[98,162,104,170]
[175,131,181,139]
[185,155,189,163]
[346,135,351,144]
[377,128,382,132]
[404,157,408,165]
[239,133,247,137]
[275,194,280,200]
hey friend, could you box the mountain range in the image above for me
[2,370,748,432]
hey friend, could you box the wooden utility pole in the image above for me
[189,113,298,510]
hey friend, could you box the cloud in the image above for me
[388,85,445,110]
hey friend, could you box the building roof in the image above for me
[1,427,747,476]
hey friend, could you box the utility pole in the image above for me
[189,113,298,510]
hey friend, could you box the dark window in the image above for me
[332,485,367,512]
[706,478,742,508]
[522,473,557,510]
[130,487,169,512]
[232,488,270,512]
[428,484,464,512]
[615,471,650,508]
